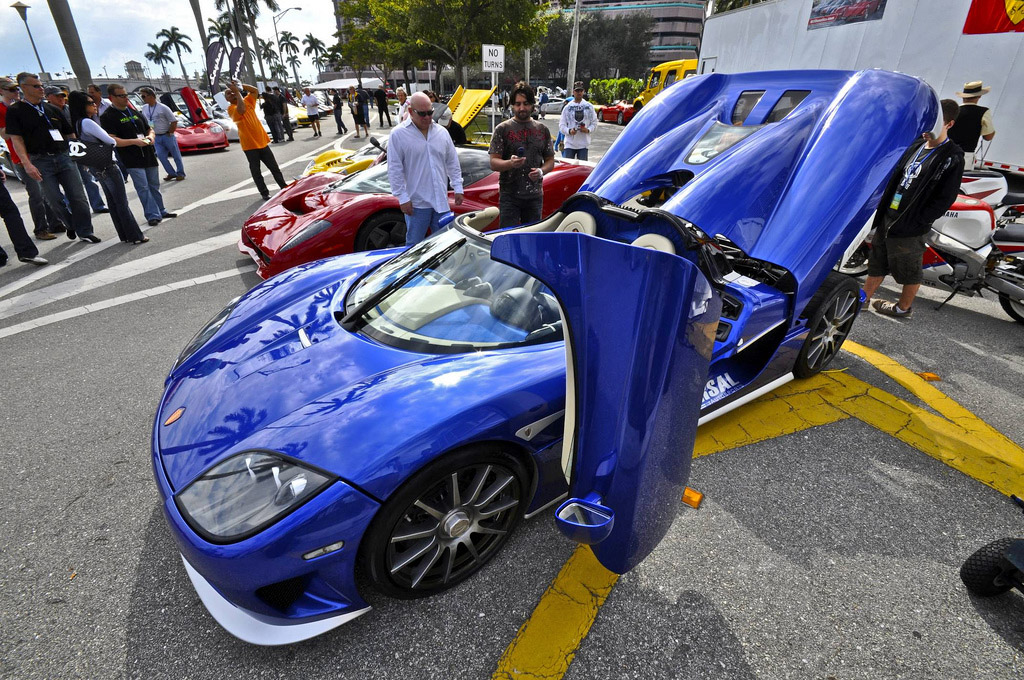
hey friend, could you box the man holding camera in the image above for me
[488,81,554,228]
[558,81,597,161]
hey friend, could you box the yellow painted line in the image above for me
[492,546,618,680]
[492,346,1024,679]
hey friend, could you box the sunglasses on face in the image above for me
[26,83,44,89]
[110,93,128,98]
[413,109,433,117]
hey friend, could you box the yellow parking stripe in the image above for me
[492,546,618,680]
[492,346,1024,679]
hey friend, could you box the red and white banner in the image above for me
[963,0,1024,34]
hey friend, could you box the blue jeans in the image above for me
[404,207,450,245]
[29,153,94,238]
[78,164,106,211]
[154,133,185,177]
[127,165,167,221]
[562,147,588,161]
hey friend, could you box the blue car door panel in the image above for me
[490,231,721,574]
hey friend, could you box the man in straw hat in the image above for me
[947,80,995,169]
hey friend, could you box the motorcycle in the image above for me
[838,170,1024,324]
[960,495,1024,598]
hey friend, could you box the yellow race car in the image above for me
[300,86,495,177]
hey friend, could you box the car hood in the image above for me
[242,174,368,253]
[582,69,937,284]
[156,253,565,496]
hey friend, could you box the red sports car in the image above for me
[239,147,593,279]
[157,87,230,153]
[599,100,636,126]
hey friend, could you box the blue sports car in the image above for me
[152,69,939,644]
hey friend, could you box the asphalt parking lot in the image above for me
[0,114,1022,679]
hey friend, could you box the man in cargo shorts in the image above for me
[862,99,964,318]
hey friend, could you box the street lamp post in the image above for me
[273,7,302,87]
[11,2,46,75]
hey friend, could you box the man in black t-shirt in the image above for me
[5,72,98,241]
[101,83,176,226]
[863,98,964,318]
[488,81,555,228]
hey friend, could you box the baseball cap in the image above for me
[43,85,64,96]
[573,81,584,91]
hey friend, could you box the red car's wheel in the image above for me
[355,211,407,251]
[616,111,624,125]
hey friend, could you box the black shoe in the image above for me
[162,212,177,219]
[94,207,110,214]
[260,193,271,200]
[66,229,76,240]
[79,234,101,244]
[19,255,49,265]
[148,218,161,226]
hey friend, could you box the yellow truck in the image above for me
[633,58,698,111]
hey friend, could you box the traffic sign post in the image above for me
[483,44,505,134]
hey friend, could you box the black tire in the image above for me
[794,272,861,378]
[354,211,406,251]
[616,111,624,126]
[360,445,528,600]
[960,538,1017,596]
[998,294,1024,324]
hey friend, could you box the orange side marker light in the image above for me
[682,486,703,508]
[164,407,185,426]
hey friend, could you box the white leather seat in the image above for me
[631,233,676,254]
[555,211,597,235]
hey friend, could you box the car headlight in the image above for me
[176,451,334,542]
[208,123,224,134]
[175,295,240,367]
[279,219,333,253]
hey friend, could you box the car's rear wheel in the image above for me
[616,112,624,125]
[355,211,407,251]
[794,272,860,378]
[361,445,528,599]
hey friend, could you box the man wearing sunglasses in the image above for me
[5,72,99,242]
[387,91,463,245]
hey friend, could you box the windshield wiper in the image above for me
[337,239,465,332]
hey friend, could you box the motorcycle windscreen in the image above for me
[490,231,720,574]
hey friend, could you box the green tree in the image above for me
[302,33,328,74]
[278,30,301,85]
[366,0,551,87]
[157,26,194,88]
[144,41,175,88]
[258,37,278,67]
[336,0,413,86]
[207,14,235,50]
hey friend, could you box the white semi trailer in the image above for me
[699,0,1024,173]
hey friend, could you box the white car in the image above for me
[540,97,568,115]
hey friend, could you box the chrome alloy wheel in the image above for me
[804,288,858,372]
[385,463,522,591]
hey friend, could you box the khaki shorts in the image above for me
[867,232,927,285]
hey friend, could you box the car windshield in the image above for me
[345,228,563,353]
[326,163,392,194]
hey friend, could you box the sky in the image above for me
[0,0,338,84]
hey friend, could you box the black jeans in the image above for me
[93,164,144,242]
[498,191,543,228]
[243,146,287,198]
[377,104,392,127]
[0,179,39,259]
[29,153,94,238]
[14,162,66,234]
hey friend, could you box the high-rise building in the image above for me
[571,0,706,67]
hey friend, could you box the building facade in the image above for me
[573,0,706,67]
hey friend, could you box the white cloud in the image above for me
[1,0,339,84]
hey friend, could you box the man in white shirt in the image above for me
[558,81,598,161]
[140,87,185,181]
[86,84,111,116]
[300,88,322,138]
[387,92,464,245]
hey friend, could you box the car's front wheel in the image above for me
[794,272,860,378]
[361,445,528,599]
[355,211,407,251]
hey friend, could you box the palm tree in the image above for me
[240,0,280,83]
[258,38,278,68]
[157,27,193,88]
[207,15,234,51]
[278,31,300,86]
[302,34,327,74]
[186,0,210,91]
[286,54,302,87]
[144,41,175,90]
